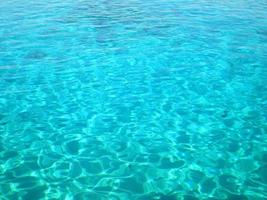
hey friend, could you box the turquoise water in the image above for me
[0,0,267,199]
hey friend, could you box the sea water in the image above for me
[0,0,267,199]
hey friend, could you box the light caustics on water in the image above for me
[0,0,267,199]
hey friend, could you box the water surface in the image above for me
[0,0,267,199]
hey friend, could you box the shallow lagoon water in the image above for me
[0,0,267,199]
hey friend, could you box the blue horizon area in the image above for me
[0,0,267,199]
